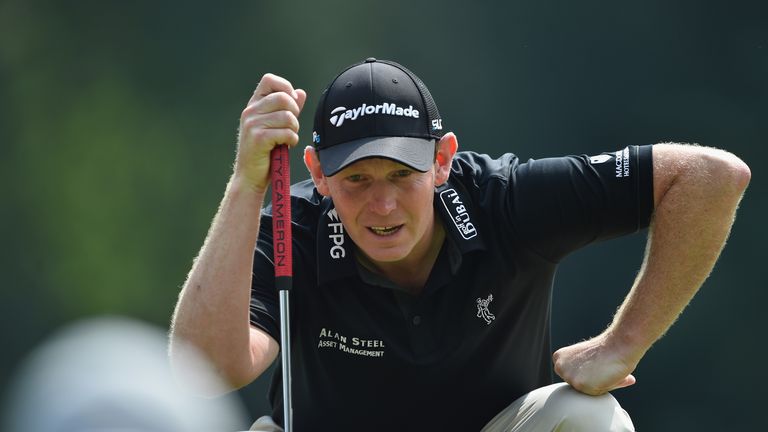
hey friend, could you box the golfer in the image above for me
[170,58,750,431]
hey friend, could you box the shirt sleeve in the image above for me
[249,211,280,342]
[507,145,654,262]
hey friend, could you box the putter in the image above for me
[270,144,293,432]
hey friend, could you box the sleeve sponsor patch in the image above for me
[588,147,631,178]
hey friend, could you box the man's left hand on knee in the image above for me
[552,332,639,396]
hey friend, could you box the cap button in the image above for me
[365,57,377,63]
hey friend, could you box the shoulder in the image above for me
[450,151,521,184]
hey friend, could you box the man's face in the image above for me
[322,157,438,266]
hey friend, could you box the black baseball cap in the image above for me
[312,58,445,176]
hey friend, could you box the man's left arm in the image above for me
[553,143,751,396]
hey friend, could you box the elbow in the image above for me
[709,150,751,195]
[731,156,751,192]
[168,331,271,397]
[168,334,242,397]
[653,144,750,204]
[168,325,272,396]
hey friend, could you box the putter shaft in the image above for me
[279,291,292,432]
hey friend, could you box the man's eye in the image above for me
[394,170,412,178]
[347,174,364,182]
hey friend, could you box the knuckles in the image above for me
[242,92,299,119]
[242,127,299,147]
[260,72,276,82]
[552,361,563,376]
[269,91,296,107]
[274,110,299,130]
[260,72,282,85]
[257,73,282,90]
[240,110,299,134]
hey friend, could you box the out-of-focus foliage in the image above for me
[2,0,765,429]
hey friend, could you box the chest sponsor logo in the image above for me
[476,294,495,325]
[317,327,386,358]
[439,188,477,240]
[327,208,346,259]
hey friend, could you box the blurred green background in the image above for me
[1,0,765,429]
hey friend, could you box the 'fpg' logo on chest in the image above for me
[439,188,477,240]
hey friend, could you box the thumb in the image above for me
[612,374,637,391]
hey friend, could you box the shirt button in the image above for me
[412,315,422,326]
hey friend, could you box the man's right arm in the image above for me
[169,74,306,393]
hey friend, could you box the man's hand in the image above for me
[552,332,640,396]
[235,73,307,194]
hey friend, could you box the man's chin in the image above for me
[358,246,411,267]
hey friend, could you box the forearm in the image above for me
[170,175,270,388]
[607,144,750,361]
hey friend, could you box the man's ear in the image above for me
[434,132,458,186]
[303,146,331,196]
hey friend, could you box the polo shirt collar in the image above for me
[316,196,358,285]
[316,177,486,286]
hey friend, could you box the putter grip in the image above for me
[270,145,293,281]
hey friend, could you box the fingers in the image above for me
[561,373,637,396]
[240,74,306,150]
[247,91,302,117]
[295,89,307,113]
[239,110,300,149]
[239,107,301,155]
[244,127,300,149]
[248,74,307,115]
[250,73,299,104]
[245,110,300,135]
[241,74,306,136]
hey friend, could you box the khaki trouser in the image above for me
[480,383,635,431]
[249,383,635,431]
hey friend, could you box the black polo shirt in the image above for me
[250,145,654,431]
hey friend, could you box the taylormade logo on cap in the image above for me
[329,102,420,127]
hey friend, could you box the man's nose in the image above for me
[368,181,397,215]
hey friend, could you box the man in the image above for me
[170,58,750,431]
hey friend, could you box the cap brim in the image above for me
[319,136,435,176]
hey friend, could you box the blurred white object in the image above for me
[3,315,248,431]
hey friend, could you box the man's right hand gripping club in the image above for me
[236,73,307,194]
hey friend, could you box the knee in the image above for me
[541,383,634,431]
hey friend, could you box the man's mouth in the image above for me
[368,225,402,236]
